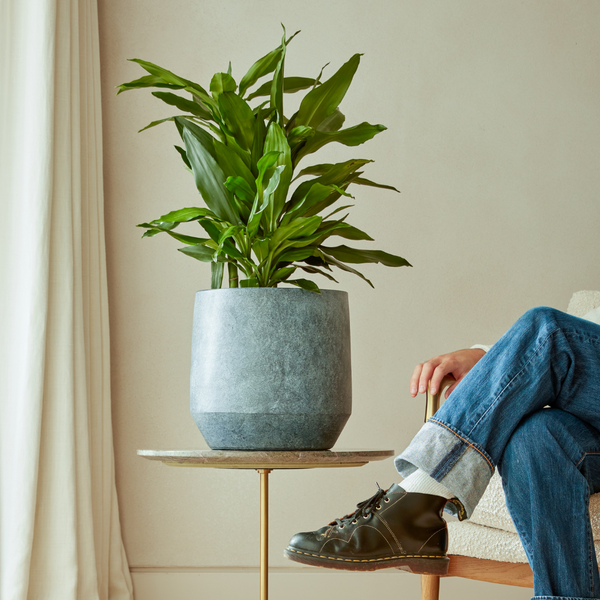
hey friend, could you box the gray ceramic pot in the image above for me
[190,288,352,450]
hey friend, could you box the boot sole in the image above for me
[284,547,449,574]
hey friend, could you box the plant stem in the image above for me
[228,262,239,288]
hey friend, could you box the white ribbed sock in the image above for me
[400,469,455,499]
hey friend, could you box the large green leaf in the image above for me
[263,122,292,230]
[320,245,411,267]
[211,261,225,289]
[286,125,315,150]
[352,177,400,193]
[289,158,371,207]
[246,77,316,101]
[174,117,217,159]
[151,207,218,223]
[269,216,322,253]
[281,183,335,225]
[286,279,321,293]
[128,59,213,105]
[225,176,255,205]
[247,164,285,238]
[271,29,286,126]
[316,108,345,132]
[217,92,255,151]
[213,138,255,191]
[316,249,374,287]
[238,29,300,97]
[180,125,240,224]
[295,122,386,162]
[316,221,374,242]
[210,72,237,97]
[178,243,223,262]
[151,91,212,119]
[117,74,184,94]
[295,54,361,129]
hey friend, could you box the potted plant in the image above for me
[119,28,410,450]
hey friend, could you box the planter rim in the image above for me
[194,288,347,296]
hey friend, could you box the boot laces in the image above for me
[332,483,387,528]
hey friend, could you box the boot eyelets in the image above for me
[352,519,358,524]
[384,498,390,503]
[338,525,345,529]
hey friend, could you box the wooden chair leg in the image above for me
[421,574,440,600]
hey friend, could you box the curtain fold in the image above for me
[0,1,133,599]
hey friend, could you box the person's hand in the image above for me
[409,348,486,399]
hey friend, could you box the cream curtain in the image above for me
[0,0,133,598]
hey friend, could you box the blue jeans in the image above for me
[395,307,600,599]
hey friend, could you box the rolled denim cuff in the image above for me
[394,419,495,519]
[532,597,600,599]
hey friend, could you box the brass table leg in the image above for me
[257,469,272,600]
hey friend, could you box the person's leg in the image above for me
[500,409,600,599]
[397,306,600,518]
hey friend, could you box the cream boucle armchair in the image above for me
[420,291,600,599]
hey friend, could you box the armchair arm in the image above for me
[425,375,456,422]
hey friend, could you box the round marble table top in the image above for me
[137,448,395,470]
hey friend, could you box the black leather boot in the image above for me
[284,484,449,574]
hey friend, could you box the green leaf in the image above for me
[246,77,317,101]
[263,122,292,230]
[297,264,339,283]
[316,108,345,132]
[286,278,321,293]
[117,74,185,94]
[210,72,237,97]
[166,232,210,245]
[295,122,386,162]
[152,207,218,223]
[174,145,192,170]
[213,138,255,191]
[238,29,300,97]
[178,244,223,262]
[291,159,371,201]
[268,266,296,285]
[317,221,374,242]
[316,249,374,287]
[287,125,315,149]
[247,164,285,238]
[269,215,322,252]
[211,261,225,289]
[281,183,335,225]
[276,247,315,263]
[271,27,286,126]
[152,91,212,119]
[128,59,213,104]
[352,177,400,193]
[240,277,259,287]
[295,54,361,129]
[225,176,255,205]
[180,124,240,224]
[320,245,411,267]
[217,92,255,151]
[174,117,217,160]
[138,116,176,133]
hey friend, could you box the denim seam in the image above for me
[576,451,600,469]
[429,418,495,472]
[466,325,560,438]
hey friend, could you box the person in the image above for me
[285,305,600,599]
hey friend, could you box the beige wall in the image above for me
[99,1,600,598]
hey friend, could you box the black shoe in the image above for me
[284,484,449,574]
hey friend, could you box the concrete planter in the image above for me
[190,288,352,450]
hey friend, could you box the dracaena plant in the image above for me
[119,28,410,292]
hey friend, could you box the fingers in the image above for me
[409,359,441,396]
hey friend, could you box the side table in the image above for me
[138,449,394,600]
